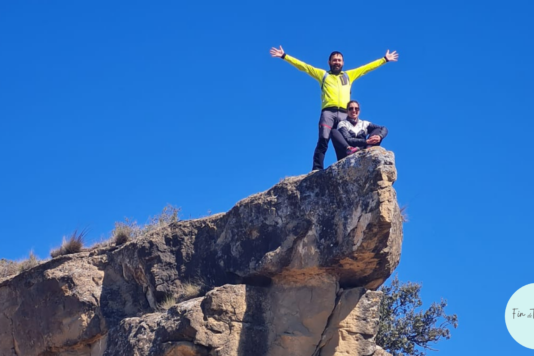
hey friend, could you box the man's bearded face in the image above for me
[329,54,344,73]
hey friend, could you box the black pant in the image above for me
[312,109,347,170]
[330,128,384,161]
[330,129,351,160]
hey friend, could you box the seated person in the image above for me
[331,100,388,160]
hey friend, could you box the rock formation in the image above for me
[0,147,402,356]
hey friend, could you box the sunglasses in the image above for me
[348,107,360,112]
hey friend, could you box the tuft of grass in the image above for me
[50,228,87,258]
[112,221,135,246]
[157,282,202,311]
[400,205,409,223]
[180,282,201,300]
[113,229,130,246]
[158,294,177,311]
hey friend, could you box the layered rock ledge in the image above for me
[0,147,402,356]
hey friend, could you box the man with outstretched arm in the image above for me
[270,46,398,170]
[331,100,388,160]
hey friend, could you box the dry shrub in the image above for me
[112,220,139,246]
[113,227,130,245]
[0,251,42,279]
[18,250,39,273]
[143,205,180,243]
[86,204,181,251]
[145,204,180,232]
[110,205,180,246]
[51,229,87,258]
[0,259,19,279]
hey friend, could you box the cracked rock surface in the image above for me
[0,147,401,356]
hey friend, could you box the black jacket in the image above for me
[337,118,388,148]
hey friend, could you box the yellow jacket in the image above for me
[283,54,387,110]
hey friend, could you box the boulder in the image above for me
[0,147,401,356]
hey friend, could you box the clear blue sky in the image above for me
[1,0,533,354]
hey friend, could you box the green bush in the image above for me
[377,276,458,356]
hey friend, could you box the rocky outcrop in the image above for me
[0,147,401,356]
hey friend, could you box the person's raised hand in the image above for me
[385,50,398,62]
[270,46,285,58]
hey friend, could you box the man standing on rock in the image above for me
[270,46,398,171]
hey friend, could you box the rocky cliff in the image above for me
[0,147,402,356]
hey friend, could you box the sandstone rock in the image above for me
[372,347,393,356]
[0,148,402,356]
[104,276,336,356]
[317,289,382,356]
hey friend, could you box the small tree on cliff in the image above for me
[377,276,458,356]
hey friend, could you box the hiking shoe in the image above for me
[346,147,359,155]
